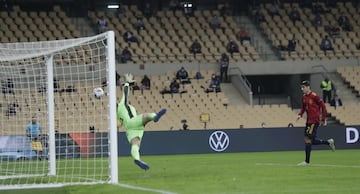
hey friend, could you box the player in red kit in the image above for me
[296,80,335,166]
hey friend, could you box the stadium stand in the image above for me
[0,5,81,42]
[1,69,306,134]
[336,66,360,96]
[1,1,360,133]
[257,2,360,61]
[327,103,360,125]
[88,5,260,63]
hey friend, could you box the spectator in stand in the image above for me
[320,35,334,55]
[189,39,202,55]
[135,17,145,32]
[140,74,151,90]
[330,94,342,108]
[338,12,348,27]
[53,78,60,92]
[313,14,322,30]
[338,12,352,31]
[237,28,251,45]
[219,53,229,83]
[2,78,14,94]
[7,78,14,94]
[123,31,139,43]
[254,6,265,23]
[320,77,334,103]
[183,2,193,17]
[2,78,15,94]
[120,47,132,63]
[194,71,203,80]
[287,36,297,55]
[220,3,232,16]
[209,15,221,29]
[169,79,180,93]
[143,2,153,18]
[169,0,179,12]
[268,1,280,18]
[289,7,301,24]
[226,40,239,56]
[324,25,341,39]
[117,3,127,18]
[203,74,221,93]
[312,2,329,14]
[160,78,181,94]
[97,16,108,34]
[6,102,18,117]
[176,67,191,84]
[38,84,46,93]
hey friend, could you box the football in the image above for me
[93,87,104,99]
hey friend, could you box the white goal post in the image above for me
[0,31,118,189]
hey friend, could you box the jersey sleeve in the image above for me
[123,82,130,105]
[298,96,305,117]
[314,93,327,122]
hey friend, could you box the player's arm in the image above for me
[39,125,43,137]
[25,126,30,137]
[123,82,130,105]
[318,97,327,125]
[122,73,135,106]
[297,98,305,120]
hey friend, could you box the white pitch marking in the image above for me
[232,187,360,194]
[117,183,178,194]
[255,162,360,168]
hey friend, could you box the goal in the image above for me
[0,31,118,189]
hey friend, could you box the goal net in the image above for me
[0,31,118,189]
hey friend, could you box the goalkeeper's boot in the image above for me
[154,108,167,122]
[134,160,150,170]
[328,138,335,152]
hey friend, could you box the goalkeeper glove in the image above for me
[124,73,135,84]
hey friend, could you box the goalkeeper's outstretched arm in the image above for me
[122,73,135,106]
[123,82,130,106]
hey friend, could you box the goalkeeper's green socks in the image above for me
[148,113,156,121]
[131,144,140,160]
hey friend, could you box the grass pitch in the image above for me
[1,149,360,194]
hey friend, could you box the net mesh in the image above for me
[0,33,115,187]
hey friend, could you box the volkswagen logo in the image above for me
[209,131,229,152]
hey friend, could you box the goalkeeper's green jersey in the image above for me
[117,83,144,131]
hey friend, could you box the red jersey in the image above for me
[298,91,326,124]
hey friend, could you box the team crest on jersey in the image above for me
[308,99,314,104]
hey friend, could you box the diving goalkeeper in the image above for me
[117,73,166,170]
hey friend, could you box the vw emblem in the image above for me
[209,131,229,152]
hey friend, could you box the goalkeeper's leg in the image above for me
[125,119,150,170]
[129,135,149,171]
[141,108,167,125]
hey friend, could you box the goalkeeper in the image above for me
[117,73,166,170]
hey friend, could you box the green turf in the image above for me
[1,149,360,194]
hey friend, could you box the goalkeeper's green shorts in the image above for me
[124,114,145,143]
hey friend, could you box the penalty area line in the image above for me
[117,183,178,194]
[255,162,360,168]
